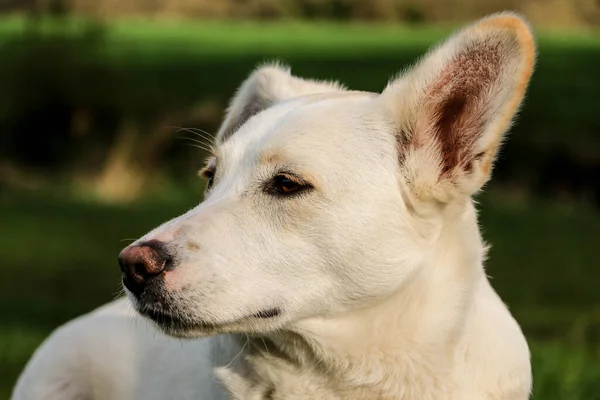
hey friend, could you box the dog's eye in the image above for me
[200,167,216,191]
[277,176,299,194]
[267,174,312,197]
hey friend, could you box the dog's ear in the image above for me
[216,64,345,142]
[382,13,536,202]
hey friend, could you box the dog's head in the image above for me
[120,14,535,338]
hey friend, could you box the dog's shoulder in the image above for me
[11,298,130,399]
[12,298,227,400]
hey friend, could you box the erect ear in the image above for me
[382,13,536,202]
[216,63,345,143]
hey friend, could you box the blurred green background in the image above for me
[0,1,599,399]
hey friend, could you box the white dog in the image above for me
[12,13,536,400]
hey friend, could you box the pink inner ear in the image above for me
[421,43,503,175]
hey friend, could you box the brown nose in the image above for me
[118,240,172,296]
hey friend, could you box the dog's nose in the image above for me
[119,241,171,295]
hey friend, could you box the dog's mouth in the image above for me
[138,305,283,337]
[128,280,283,337]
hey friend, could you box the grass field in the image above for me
[0,15,599,399]
[0,188,599,399]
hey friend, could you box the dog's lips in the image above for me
[251,307,282,319]
[138,305,283,337]
[140,307,220,331]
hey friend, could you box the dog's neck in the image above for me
[216,201,487,399]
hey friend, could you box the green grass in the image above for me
[0,189,599,399]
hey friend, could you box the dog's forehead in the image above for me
[218,92,381,166]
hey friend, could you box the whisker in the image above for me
[182,128,215,144]
[226,334,249,368]
[261,337,270,356]
[184,127,215,142]
[178,136,209,146]
[171,126,216,146]
[181,143,214,153]
[177,137,214,152]
[178,140,214,153]
[112,285,127,300]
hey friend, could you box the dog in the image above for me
[12,13,536,400]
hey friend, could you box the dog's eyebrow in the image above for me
[260,152,283,165]
[259,151,316,177]
[205,155,217,166]
[198,156,217,176]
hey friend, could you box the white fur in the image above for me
[13,13,535,400]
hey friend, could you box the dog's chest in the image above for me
[215,358,375,400]
[212,337,360,399]
[213,339,447,400]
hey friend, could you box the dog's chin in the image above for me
[137,305,285,339]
